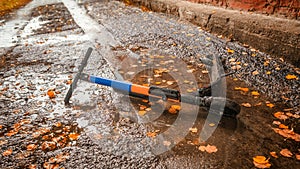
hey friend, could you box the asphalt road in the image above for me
[0,0,299,168]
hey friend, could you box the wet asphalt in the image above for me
[0,0,299,168]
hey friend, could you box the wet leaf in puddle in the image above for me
[280,149,293,157]
[2,148,13,156]
[269,151,278,158]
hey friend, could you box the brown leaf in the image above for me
[270,152,278,158]
[2,148,13,156]
[280,149,293,157]
[296,154,300,160]
[27,144,37,151]
[68,133,79,141]
[273,112,289,120]
[279,124,288,129]
[266,103,275,108]
[205,144,218,153]
[241,103,252,108]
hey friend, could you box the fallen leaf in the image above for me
[253,156,271,168]
[251,91,260,96]
[138,110,146,116]
[168,107,177,114]
[187,89,194,93]
[166,81,174,85]
[0,125,2,129]
[280,149,293,157]
[266,71,271,75]
[209,123,215,127]
[266,103,275,108]
[241,103,252,108]
[189,128,198,133]
[272,121,281,125]
[273,112,289,120]
[171,105,181,111]
[273,128,300,141]
[28,164,37,169]
[27,144,37,151]
[253,161,271,169]
[146,131,157,138]
[270,151,278,158]
[47,90,55,99]
[227,49,234,54]
[285,74,297,80]
[279,124,288,129]
[2,148,13,156]
[0,140,8,146]
[205,144,218,153]
[68,133,79,141]
[198,145,206,152]
[252,70,259,75]
[296,154,300,160]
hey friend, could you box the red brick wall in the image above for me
[188,0,300,19]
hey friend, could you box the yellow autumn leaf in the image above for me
[266,103,275,108]
[253,156,271,168]
[227,49,234,54]
[285,74,297,80]
[138,110,146,116]
[251,91,260,96]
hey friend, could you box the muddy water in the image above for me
[0,0,299,168]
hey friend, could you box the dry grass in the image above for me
[0,0,32,16]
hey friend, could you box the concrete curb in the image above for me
[121,0,300,66]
